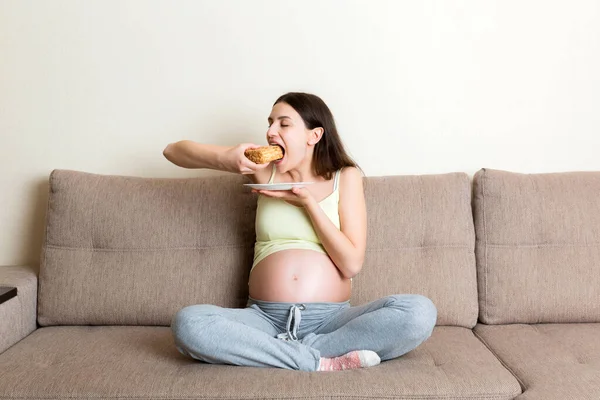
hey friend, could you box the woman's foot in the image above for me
[317,350,380,371]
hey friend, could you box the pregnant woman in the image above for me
[164,92,437,371]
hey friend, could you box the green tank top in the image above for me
[251,165,342,273]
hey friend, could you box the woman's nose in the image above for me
[266,128,279,138]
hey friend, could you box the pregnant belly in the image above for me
[248,249,352,303]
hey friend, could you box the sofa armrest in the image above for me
[0,265,38,354]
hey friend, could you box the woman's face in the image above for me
[266,102,321,171]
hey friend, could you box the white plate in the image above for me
[243,182,314,191]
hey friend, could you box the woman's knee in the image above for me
[170,304,222,336]
[386,294,438,339]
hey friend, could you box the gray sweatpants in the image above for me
[171,294,437,371]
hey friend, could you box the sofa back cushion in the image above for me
[357,173,478,328]
[38,170,256,326]
[472,168,600,324]
[39,169,478,327]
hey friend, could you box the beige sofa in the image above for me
[1,167,599,399]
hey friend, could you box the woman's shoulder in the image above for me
[339,166,363,181]
[338,166,364,192]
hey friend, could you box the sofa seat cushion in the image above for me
[0,326,520,399]
[474,323,600,399]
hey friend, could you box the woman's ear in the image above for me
[307,128,324,146]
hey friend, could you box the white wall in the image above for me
[1,0,599,267]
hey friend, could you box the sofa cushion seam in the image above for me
[0,394,525,399]
[43,244,248,251]
[473,328,526,395]
[482,169,489,323]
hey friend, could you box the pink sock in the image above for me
[317,350,380,371]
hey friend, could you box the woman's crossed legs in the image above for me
[170,294,437,371]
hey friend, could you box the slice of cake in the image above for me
[244,145,284,164]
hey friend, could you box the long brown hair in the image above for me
[274,92,362,180]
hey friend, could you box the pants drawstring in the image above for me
[276,304,305,342]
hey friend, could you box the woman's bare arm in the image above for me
[163,140,272,183]
[163,141,229,170]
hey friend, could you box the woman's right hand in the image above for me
[222,143,271,175]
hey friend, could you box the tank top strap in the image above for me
[268,164,276,184]
[333,168,343,191]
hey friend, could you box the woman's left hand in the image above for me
[252,187,315,208]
